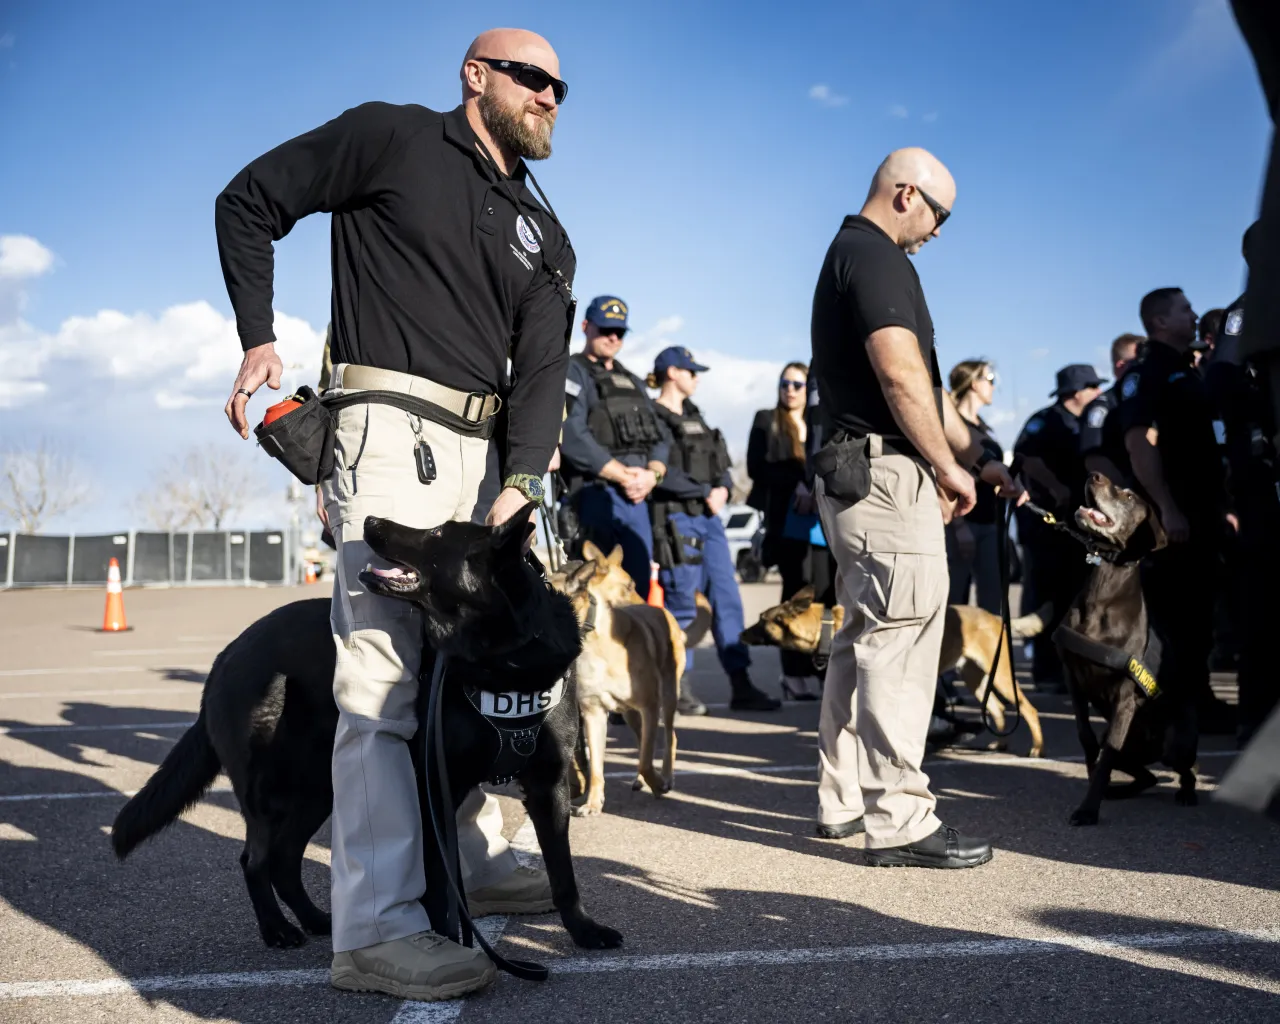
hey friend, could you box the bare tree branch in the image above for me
[0,442,91,533]
[134,447,267,530]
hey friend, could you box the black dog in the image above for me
[112,504,622,952]
[1054,473,1197,825]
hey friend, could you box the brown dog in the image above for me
[741,586,1047,757]
[553,542,686,815]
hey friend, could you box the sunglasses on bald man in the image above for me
[895,182,950,229]
[476,57,568,104]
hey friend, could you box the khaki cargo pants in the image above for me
[324,378,518,953]
[815,448,948,849]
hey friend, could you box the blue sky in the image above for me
[0,0,1270,532]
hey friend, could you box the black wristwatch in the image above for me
[504,473,545,502]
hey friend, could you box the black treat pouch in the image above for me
[813,434,871,505]
[254,386,335,486]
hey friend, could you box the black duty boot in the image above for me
[677,684,708,716]
[863,824,992,869]
[728,672,782,711]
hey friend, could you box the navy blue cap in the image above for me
[585,295,629,330]
[1051,364,1108,397]
[653,346,710,377]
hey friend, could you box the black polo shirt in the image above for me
[1013,402,1086,512]
[1115,340,1225,524]
[1079,386,1133,485]
[215,102,577,478]
[810,215,940,456]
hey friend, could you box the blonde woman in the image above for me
[945,360,1002,613]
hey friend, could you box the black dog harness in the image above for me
[1053,626,1163,699]
[462,679,566,785]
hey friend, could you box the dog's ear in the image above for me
[491,502,537,554]
[1145,507,1168,552]
[570,561,596,588]
[791,585,816,608]
[607,544,625,567]
[582,540,604,562]
[1126,505,1168,560]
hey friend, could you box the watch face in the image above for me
[525,477,545,501]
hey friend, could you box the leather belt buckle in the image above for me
[463,392,488,423]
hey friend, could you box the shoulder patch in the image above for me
[516,215,542,253]
[1024,416,1044,435]
[1087,404,1108,429]
[565,378,581,397]
[1225,309,1244,336]
[1121,373,1140,400]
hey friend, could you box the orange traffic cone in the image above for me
[646,562,664,608]
[304,563,318,584]
[100,557,130,633]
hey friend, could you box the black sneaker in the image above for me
[676,688,708,716]
[728,672,782,712]
[863,824,992,869]
[816,817,865,839]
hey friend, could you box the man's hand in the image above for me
[978,461,1029,506]
[548,447,562,473]
[935,461,977,518]
[486,487,536,551]
[1160,503,1190,544]
[315,485,330,531]
[1226,512,1240,534]
[226,343,284,439]
[622,467,657,504]
[707,486,729,516]
[792,482,816,515]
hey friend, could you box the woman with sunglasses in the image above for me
[945,360,1003,614]
[746,362,826,699]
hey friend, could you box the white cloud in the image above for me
[1029,347,1050,360]
[888,104,909,119]
[922,111,938,123]
[808,84,849,108]
[1133,0,1238,96]
[0,235,54,279]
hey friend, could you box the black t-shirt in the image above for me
[810,215,940,455]
[1079,387,1133,484]
[214,102,577,479]
[1115,340,1226,523]
[1013,402,1086,512]
[964,418,1002,525]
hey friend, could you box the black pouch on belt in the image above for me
[253,386,335,486]
[813,434,871,504]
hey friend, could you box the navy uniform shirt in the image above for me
[1013,403,1086,512]
[559,358,671,477]
[1115,340,1226,524]
[1205,295,1271,498]
[1079,387,1133,484]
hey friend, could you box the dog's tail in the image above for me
[1010,601,1053,639]
[111,706,221,860]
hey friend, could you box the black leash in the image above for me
[978,497,1021,738]
[420,651,549,982]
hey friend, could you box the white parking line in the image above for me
[2,924,1275,1001]
[0,720,195,736]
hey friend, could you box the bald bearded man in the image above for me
[216,29,575,1000]
[809,149,1020,868]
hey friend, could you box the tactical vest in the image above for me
[570,353,664,459]
[656,400,730,487]
[460,678,567,785]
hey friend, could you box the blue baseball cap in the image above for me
[584,295,629,331]
[653,346,710,377]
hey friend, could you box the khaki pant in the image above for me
[324,379,517,953]
[815,450,948,849]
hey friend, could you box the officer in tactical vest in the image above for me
[559,296,669,598]
[648,347,782,714]
[1205,225,1280,741]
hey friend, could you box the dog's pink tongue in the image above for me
[371,566,407,578]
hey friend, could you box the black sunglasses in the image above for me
[476,57,568,104]
[779,379,806,391]
[896,182,950,229]
[597,327,626,339]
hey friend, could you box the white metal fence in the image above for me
[0,528,296,588]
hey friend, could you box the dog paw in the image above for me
[301,912,331,936]
[1069,807,1099,826]
[1175,789,1198,807]
[572,803,603,818]
[1028,747,1044,759]
[260,921,308,948]
[631,776,647,792]
[568,920,624,950]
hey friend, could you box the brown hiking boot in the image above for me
[466,865,555,916]
[330,930,495,1001]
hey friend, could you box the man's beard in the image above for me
[478,88,554,161]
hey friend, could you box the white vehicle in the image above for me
[719,503,765,582]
